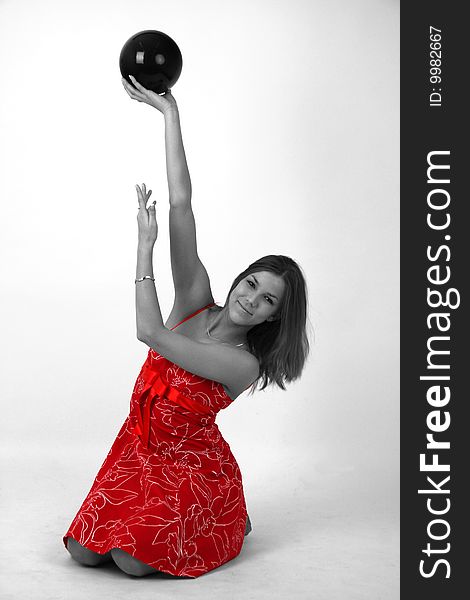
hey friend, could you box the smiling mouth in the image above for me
[238,300,252,315]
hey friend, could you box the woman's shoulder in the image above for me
[238,346,260,376]
[223,349,259,399]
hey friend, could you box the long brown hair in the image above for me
[222,255,311,394]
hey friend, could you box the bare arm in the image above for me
[123,77,213,325]
[121,76,191,204]
[135,243,163,337]
[134,242,258,392]
[138,324,259,393]
[164,108,192,204]
[162,98,213,314]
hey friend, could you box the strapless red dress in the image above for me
[63,302,248,578]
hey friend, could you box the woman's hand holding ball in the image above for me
[122,75,177,115]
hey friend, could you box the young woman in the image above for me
[63,76,310,578]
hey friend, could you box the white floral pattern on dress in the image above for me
[63,347,248,578]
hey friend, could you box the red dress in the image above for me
[63,302,248,578]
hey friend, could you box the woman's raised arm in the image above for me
[122,76,213,315]
[163,106,192,204]
[158,89,213,306]
[122,76,190,202]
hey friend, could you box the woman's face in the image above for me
[228,271,286,326]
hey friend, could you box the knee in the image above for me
[111,548,154,577]
[66,537,105,567]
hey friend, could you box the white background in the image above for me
[0,0,399,598]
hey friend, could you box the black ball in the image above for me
[119,30,183,94]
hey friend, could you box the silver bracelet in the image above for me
[135,275,155,284]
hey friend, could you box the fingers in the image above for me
[141,183,152,202]
[124,74,150,98]
[136,184,145,209]
[128,75,148,93]
[136,183,151,197]
[136,184,153,207]
[121,77,146,102]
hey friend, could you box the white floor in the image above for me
[0,445,399,600]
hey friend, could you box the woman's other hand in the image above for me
[136,183,158,247]
[122,75,178,115]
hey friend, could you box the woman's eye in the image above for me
[247,280,273,303]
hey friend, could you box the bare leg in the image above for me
[66,537,113,566]
[245,514,252,536]
[110,548,160,577]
